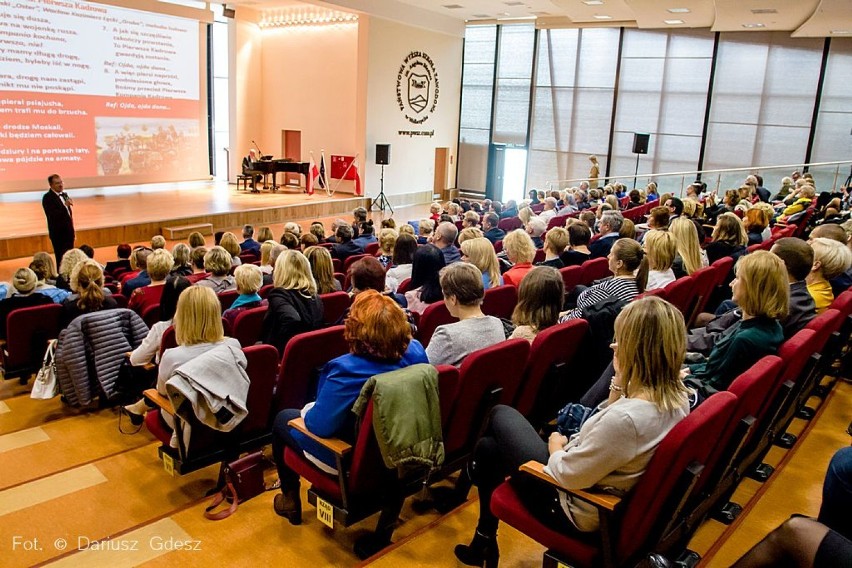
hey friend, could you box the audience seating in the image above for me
[660,275,698,321]
[113,295,129,309]
[239,253,258,265]
[416,301,456,348]
[364,242,380,256]
[231,306,268,348]
[218,290,239,311]
[143,344,279,475]
[344,254,368,272]
[332,258,343,273]
[580,257,610,285]
[441,339,531,472]
[533,249,546,264]
[333,272,346,290]
[494,240,503,253]
[559,266,583,296]
[319,291,351,326]
[498,217,523,232]
[396,278,412,294]
[481,284,519,320]
[259,284,273,298]
[1,303,62,380]
[685,264,721,327]
[140,304,161,328]
[273,325,348,413]
[492,392,737,568]
[514,319,589,424]
[283,364,460,559]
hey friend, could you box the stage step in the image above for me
[162,223,214,240]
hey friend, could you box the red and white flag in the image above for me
[307,156,319,195]
[352,162,362,196]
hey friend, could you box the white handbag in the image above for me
[31,339,59,400]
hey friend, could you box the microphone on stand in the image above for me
[252,140,269,160]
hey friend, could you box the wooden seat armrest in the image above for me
[520,461,622,512]
[288,417,352,457]
[143,389,174,415]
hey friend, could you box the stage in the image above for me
[0,180,369,261]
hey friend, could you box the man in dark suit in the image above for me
[588,211,623,258]
[42,174,75,267]
[482,213,505,245]
[241,149,262,191]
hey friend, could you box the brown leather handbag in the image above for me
[204,451,269,520]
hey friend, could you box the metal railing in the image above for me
[545,160,852,198]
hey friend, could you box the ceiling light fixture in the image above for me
[593,14,612,20]
[664,19,684,25]
[667,8,690,13]
[583,1,604,5]
[742,23,766,28]
[830,30,851,35]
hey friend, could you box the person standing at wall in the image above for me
[42,174,75,268]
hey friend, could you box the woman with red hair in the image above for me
[270,290,428,524]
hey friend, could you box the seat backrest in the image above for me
[141,304,161,329]
[332,258,343,273]
[829,290,852,319]
[4,303,63,370]
[498,217,523,232]
[698,356,783,493]
[685,265,719,324]
[515,319,589,418]
[232,305,268,348]
[319,291,351,326]
[435,364,461,428]
[616,392,737,563]
[344,254,368,272]
[559,265,583,296]
[710,256,734,288]
[160,325,177,356]
[417,301,457,348]
[218,290,239,311]
[396,278,413,294]
[238,345,281,436]
[259,284,273,298]
[113,294,129,309]
[273,325,348,413]
[547,215,567,230]
[481,285,519,320]
[444,339,531,456]
[580,257,609,285]
[805,308,844,350]
[662,274,696,318]
[365,242,380,256]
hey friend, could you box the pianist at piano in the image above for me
[241,149,263,191]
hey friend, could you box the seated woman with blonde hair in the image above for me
[510,266,564,342]
[223,264,268,328]
[196,246,237,293]
[502,229,537,287]
[685,251,787,401]
[460,237,503,289]
[670,217,708,278]
[807,238,852,314]
[270,290,428,524]
[219,232,242,267]
[261,250,324,354]
[454,296,689,566]
[129,249,174,315]
[644,230,678,291]
[153,286,246,446]
[706,213,748,265]
[60,260,118,329]
[304,245,341,294]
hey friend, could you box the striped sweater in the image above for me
[561,277,639,321]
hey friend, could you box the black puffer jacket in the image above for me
[261,288,324,355]
[56,309,148,406]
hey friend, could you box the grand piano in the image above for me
[251,159,311,191]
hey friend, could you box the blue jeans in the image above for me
[819,446,852,541]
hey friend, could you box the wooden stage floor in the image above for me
[0,180,369,261]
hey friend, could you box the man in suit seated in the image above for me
[589,211,623,258]
[241,149,263,191]
[240,224,261,257]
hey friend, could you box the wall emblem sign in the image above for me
[396,51,439,125]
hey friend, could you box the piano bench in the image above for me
[163,223,214,240]
[237,174,253,191]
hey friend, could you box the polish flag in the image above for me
[352,163,362,196]
[308,157,319,195]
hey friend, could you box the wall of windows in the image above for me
[457,25,497,192]
[456,26,851,194]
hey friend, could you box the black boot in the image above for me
[454,530,499,567]
[273,486,302,525]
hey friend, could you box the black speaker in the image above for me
[376,144,391,165]
[632,133,650,155]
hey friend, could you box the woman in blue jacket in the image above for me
[270,290,428,524]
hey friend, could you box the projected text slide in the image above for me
[0,0,204,188]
